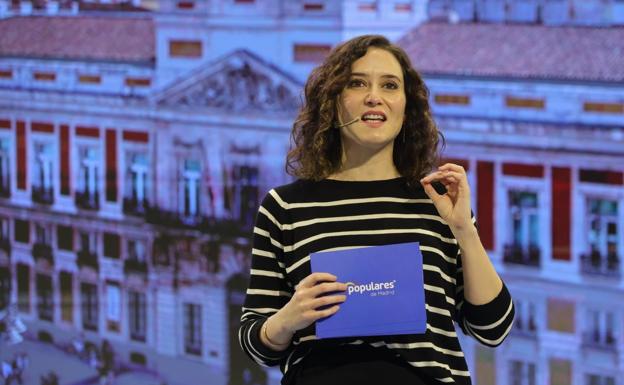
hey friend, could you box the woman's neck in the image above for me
[328,144,400,181]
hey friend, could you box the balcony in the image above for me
[75,191,99,211]
[123,197,150,217]
[582,331,617,351]
[76,250,99,272]
[124,258,148,276]
[580,251,620,278]
[503,244,540,267]
[31,186,54,205]
[32,242,53,266]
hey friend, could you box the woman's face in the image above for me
[337,47,406,155]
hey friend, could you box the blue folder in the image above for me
[310,242,427,339]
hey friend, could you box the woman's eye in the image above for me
[383,82,399,90]
[347,79,365,88]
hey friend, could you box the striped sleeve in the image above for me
[238,190,293,367]
[452,218,515,347]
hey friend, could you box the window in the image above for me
[106,282,121,332]
[14,219,29,244]
[583,198,619,276]
[57,225,73,251]
[509,360,536,385]
[59,271,73,322]
[79,231,96,254]
[549,359,571,385]
[0,138,10,197]
[177,1,195,9]
[0,216,9,242]
[506,96,545,110]
[584,102,624,115]
[125,77,151,87]
[584,309,616,348]
[179,159,201,219]
[303,2,324,11]
[76,147,100,210]
[514,299,537,335]
[184,303,202,356]
[124,152,149,214]
[434,94,471,105]
[0,267,10,311]
[17,264,29,313]
[395,3,412,12]
[34,223,51,246]
[32,142,54,204]
[81,282,98,331]
[33,72,56,82]
[358,2,377,11]
[78,75,101,85]
[169,40,202,58]
[504,191,540,266]
[103,232,120,259]
[293,44,331,63]
[128,291,147,342]
[547,298,575,333]
[127,239,146,262]
[36,273,53,321]
[232,165,259,227]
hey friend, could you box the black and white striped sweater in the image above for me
[239,177,514,384]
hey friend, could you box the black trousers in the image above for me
[288,344,431,385]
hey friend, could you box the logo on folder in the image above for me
[310,242,427,339]
[345,280,397,296]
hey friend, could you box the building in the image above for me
[0,0,623,384]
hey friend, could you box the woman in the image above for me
[239,35,514,385]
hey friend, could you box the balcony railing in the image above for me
[582,331,617,351]
[75,191,100,211]
[503,244,540,267]
[31,186,54,205]
[580,252,620,278]
[32,242,53,266]
[123,197,150,217]
[124,258,148,276]
[76,250,99,272]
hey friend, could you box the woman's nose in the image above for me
[364,91,381,106]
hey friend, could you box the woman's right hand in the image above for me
[263,272,348,347]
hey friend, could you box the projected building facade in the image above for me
[0,1,623,384]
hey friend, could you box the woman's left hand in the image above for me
[420,163,473,233]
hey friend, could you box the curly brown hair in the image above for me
[286,35,443,186]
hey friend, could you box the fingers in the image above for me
[297,272,337,289]
[316,304,341,318]
[438,163,466,174]
[421,169,464,184]
[312,294,347,309]
[309,281,348,297]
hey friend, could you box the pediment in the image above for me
[154,49,303,113]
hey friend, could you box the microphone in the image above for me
[334,117,360,128]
